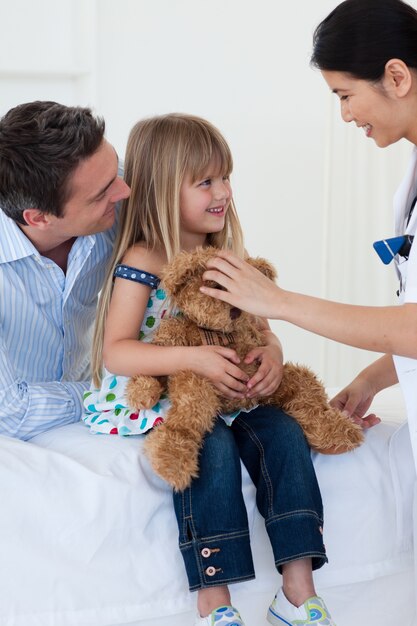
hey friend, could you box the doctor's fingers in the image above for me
[202,262,263,300]
[204,254,265,286]
[206,250,246,274]
[351,413,381,429]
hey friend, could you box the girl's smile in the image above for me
[206,205,225,215]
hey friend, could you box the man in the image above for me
[0,101,130,439]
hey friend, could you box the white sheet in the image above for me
[0,386,415,626]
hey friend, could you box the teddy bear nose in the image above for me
[230,307,241,320]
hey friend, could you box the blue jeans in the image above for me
[172,405,327,591]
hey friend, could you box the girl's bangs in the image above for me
[186,135,233,182]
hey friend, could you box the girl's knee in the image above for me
[275,413,311,455]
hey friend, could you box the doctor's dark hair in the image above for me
[311,0,417,81]
[0,101,105,224]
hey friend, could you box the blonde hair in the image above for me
[92,113,244,386]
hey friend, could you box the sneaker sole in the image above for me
[267,606,293,626]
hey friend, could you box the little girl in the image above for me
[84,113,335,626]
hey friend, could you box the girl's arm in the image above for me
[201,250,417,359]
[102,246,250,399]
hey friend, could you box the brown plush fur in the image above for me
[126,247,363,491]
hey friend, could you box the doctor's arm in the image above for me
[201,251,417,359]
[0,333,88,441]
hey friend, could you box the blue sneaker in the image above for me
[194,605,245,625]
[267,588,336,625]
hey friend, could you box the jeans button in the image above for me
[201,548,211,558]
[205,566,217,577]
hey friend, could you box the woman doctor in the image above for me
[200,0,417,460]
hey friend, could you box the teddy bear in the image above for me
[126,247,364,491]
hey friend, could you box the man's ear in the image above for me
[22,209,52,229]
[383,59,413,97]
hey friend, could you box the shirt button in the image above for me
[201,548,211,558]
[205,566,216,577]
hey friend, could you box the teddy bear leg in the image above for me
[125,375,164,410]
[272,362,364,454]
[144,371,221,491]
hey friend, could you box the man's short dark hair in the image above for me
[0,101,106,224]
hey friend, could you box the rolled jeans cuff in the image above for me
[266,510,328,573]
[179,529,255,591]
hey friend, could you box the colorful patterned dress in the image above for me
[83,265,174,436]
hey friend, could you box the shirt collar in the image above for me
[0,209,39,264]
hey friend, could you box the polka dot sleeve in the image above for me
[114,265,160,289]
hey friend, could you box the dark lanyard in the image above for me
[407,195,417,226]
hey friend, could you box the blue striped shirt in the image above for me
[0,209,116,440]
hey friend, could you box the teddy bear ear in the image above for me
[246,257,277,282]
[161,247,216,296]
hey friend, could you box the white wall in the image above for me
[0,0,415,387]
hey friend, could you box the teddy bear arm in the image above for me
[125,374,165,410]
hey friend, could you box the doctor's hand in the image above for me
[330,377,381,429]
[200,250,283,319]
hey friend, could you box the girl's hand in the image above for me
[330,377,381,429]
[188,345,249,399]
[244,345,284,398]
[200,250,282,319]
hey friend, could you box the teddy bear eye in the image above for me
[230,307,241,320]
